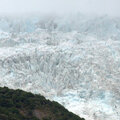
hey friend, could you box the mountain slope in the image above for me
[0,87,85,120]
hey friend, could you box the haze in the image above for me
[0,0,120,16]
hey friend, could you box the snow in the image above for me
[0,14,120,120]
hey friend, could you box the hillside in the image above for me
[0,87,85,120]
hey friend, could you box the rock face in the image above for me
[0,14,120,120]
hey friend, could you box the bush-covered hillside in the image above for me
[0,87,85,120]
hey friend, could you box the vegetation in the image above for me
[0,87,85,120]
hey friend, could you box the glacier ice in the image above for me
[0,14,120,120]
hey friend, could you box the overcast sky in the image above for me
[0,0,120,16]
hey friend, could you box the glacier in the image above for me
[0,14,120,120]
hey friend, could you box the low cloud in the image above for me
[0,0,120,16]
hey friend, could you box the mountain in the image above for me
[0,87,85,120]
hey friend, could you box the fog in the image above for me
[0,0,120,16]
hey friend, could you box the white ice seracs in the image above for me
[0,15,120,120]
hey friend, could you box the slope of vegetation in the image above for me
[0,87,85,120]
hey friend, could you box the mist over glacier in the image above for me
[0,14,120,120]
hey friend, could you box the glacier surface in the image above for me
[0,14,120,120]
